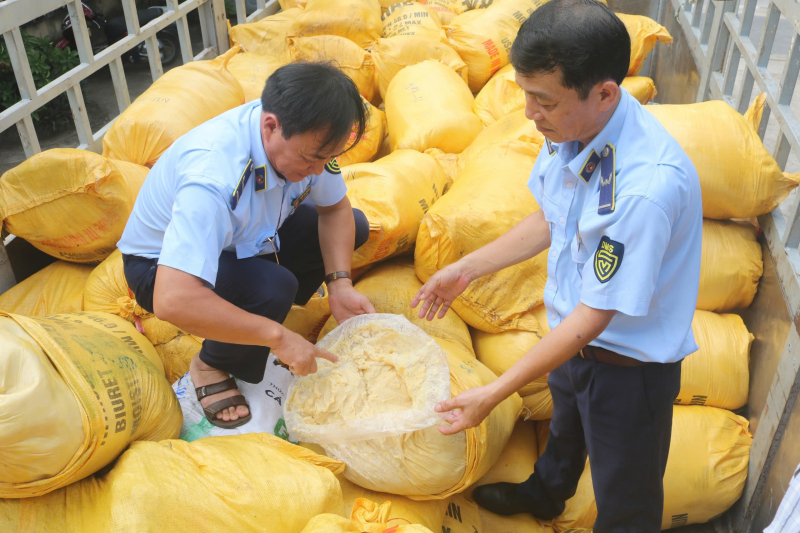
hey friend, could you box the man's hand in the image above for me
[410,262,473,320]
[272,328,339,376]
[328,279,376,324]
[435,384,500,435]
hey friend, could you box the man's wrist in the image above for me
[486,377,511,406]
[327,277,353,293]
[263,319,286,348]
[459,256,480,282]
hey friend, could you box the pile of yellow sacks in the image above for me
[1,0,787,530]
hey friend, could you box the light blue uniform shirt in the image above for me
[118,100,347,288]
[528,88,703,363]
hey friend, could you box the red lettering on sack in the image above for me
[482,39,502,71]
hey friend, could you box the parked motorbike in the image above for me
[56,3,180,66]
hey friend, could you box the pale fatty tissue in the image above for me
[287,315,467,496]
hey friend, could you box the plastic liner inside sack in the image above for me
[284,313,450,445]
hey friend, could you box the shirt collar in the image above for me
[554,88,629,183]
[248,102,284,191]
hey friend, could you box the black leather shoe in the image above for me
[473,482,562,521]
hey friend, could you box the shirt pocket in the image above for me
[571,224,591,278]
[539,192,560,239]
[235,226,276,258]
[539,192,560,224]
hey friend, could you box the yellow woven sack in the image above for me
[647,94,800,219]
[82,250,203,381]
[284,286,332,343]
[343,150,448,269]
[382,1,444,40]
[459,109,544,172]
[0,317,84,486]
[228,9,302,61]
[83,250,178,345]
[445,0,546,92]
[621,76,657,104]
[424,148,460,186]
[415,140,547,333]
[279,0,308,8]
[386,60,483,153]
[314,259,521,500]
[102,46,244,168]
[698,219,763,312]
[153,334,203,384]
[662,407,751,529]
[418,0,460,24]
[338,98,387,167]
[0,149,148,264]
[473,64,657,125]
[521,388,553,421]
[338,475,448,532]
[371,36,468,101]
[0,261,93,316]
[617,13,672,76]
[303,498,437,533]
[478,507,555,533]
[472,63,520,126]
[674,311,752,410]
[226,51,285,102]
[0,434,344,532]
[471,329,547,397]
[443,494,484,533]
[553,406,752,531]
[470,420,538,490]
[287,35,377,103]
[288,0,382,49]
[0,311,180,498]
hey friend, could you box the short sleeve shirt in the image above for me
[117,100,347,287]
[527,88,703,363]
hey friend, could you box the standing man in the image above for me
[119,62,376,429]
[411,1,702,531]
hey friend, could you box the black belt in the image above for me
[580,345,645,367]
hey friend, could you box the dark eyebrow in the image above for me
[527,90,556,101]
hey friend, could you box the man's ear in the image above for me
[596,80,620,111]
[262,112,281,142]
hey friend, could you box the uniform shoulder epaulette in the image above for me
[231,159,254,210]
[598,143,616,215]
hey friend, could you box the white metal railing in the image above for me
[0,0,280,291]
[672,1,800,531]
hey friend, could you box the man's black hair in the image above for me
[510,0,631,100]
[261,61,367,153]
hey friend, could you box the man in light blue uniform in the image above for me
[411,1,702,531]
[118,62,375,429]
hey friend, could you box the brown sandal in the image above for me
[195,377,252,429]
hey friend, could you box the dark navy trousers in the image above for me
[518,355,682,533]
[123,202,369,383]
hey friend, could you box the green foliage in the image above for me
[225,0,238,18]
[0,31,80,134]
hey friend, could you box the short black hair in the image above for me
[510,0,630,100]
[261,61,367,153]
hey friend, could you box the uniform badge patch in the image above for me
[325,158,341,174]
[254,165,267,192]
[594,236,624,283]
[579,150,601,183]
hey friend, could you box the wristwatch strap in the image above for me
[324,271,351,284]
